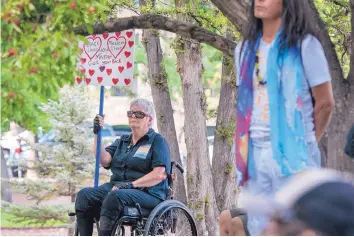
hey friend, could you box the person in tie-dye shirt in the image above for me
[219,0,334,235]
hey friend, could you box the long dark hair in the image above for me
[243,0,314,52]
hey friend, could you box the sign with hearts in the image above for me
[76,31,135,86]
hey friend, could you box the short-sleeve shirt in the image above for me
[235,34,332,143]
[105,128,171,201]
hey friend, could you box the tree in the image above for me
[1,0,111,132]
[212,29,238,212]
[173,0,219,234]
[1,86,94,230]
[140,0,187,203]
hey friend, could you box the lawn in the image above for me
[1,211,67,228]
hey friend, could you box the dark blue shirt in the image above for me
[105,129,171,201]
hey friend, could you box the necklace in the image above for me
[126,140,133,153]
[255,49,267,86]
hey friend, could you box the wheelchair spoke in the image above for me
[147,207,196,236]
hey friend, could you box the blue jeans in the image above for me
[75,183,162,235]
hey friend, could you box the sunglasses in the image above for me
[127,111,148,119]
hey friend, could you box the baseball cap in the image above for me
[242,169,354,236]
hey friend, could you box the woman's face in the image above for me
[128,105,151,131]
[254,0,282,20]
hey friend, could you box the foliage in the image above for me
[1,0,238,132]
[315,0,351,77]
[2,0,351,132]
[1,203,71,227]
[3,86,94,225]
[1,0,112,132]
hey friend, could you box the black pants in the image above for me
[75,183,162,236]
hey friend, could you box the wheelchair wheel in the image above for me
[144,200,197,236]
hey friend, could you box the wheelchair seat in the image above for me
[123,206,152,218]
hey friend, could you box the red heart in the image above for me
[80,58,86,64]
[124,51,131,58]
[124,78,131,85]
[118,66,124,73]
[106,68,112,75]
[126,32,133,38]
[89,69,95,76]
[83,37,102,60]
[128,41,134,47]
[97,76,103,83]
[127,62,132,69]
[102,32,109,39]
[80,68,86,73]
[115,32,121,37]
[112,78,119,85]
[76,77,82,84]
[107,36,127,59]
[85,78,91,85]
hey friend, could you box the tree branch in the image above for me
[74,14,235,57]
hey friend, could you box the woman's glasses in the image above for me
[127,111,148,119]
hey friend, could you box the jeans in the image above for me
[75,182,162,236]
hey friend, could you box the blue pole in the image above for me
[94,86,105,188]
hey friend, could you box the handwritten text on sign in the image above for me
[76,31,135,86]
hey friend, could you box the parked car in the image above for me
[0,132,30,178]
[111,124,132,137]
[38,123,117,147]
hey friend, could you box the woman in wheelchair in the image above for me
[75,99,171,236]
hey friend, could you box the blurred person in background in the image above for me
[241,169,354,236]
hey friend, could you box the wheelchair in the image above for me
[70,161,198,236]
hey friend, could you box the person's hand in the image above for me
[93,114,104,134]
[171,172,177,181]
[112,182,134,190]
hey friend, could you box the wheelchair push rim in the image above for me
[144,201,197,236]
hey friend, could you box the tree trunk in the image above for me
[176,36,218,235]
[174,1,218,235]
[350,0,354,82]
[212,30,238,212]
[167,7,217,235]
[140,0,187,203]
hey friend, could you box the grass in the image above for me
[1,212,67,228]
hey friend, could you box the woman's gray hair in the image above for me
[130,98,156,128]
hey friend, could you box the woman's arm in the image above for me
[93,135,113,168]
[311,82,335,143]
[132,167,167,188]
